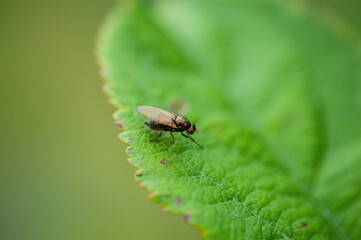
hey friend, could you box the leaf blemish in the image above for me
[301,221,308,227]
[160,158,167,164]
[126,146,133,152]
[176,198,183,204]
[126,138,132,144]
[183,213,190,222]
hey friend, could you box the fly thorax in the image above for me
[175,115,190,128]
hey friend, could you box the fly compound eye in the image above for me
[188,123,196,134]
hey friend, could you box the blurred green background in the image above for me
[0,0,360,240]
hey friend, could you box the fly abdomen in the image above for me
[145,120,172,131]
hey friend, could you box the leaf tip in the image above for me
[114,121,123,128]
[102,83,111,92]
[147,193,156,200]
[135,169,144,177]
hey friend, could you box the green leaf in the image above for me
[96,0,361,239]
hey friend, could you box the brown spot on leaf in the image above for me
[176,198,183,204]
[301,221,307,227]
[160,158,167,164]
[183,213,190,222]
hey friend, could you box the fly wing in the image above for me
[137,105,178,128]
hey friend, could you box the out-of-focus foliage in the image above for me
[98,0,361,239]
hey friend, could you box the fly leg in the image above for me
[184,132,204,150]
[181,132,189,138]
[170,132,175,143]
[150,131,163,142]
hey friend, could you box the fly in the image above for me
[137,105,204,150]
